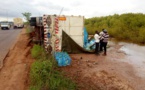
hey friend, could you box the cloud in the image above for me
[0,0,145,21]
[70,1,81,7]
[0,0,37,17]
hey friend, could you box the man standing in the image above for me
[94,31,100,55]
[102,29,109,55]
[99,29,104,52]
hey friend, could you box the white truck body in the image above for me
[13,18,24,28]
[0,22,10,30]
[43,15,84,52]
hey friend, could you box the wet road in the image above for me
[109,41,145,90]
[0,29,21,68]
[110,41,145,78]
[119,42,145,78]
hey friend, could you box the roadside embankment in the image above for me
[0,28,34,90]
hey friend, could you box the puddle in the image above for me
[119,42,145,78]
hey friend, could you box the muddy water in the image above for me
[110,41,145,78]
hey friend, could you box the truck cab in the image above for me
[0,22,10,30]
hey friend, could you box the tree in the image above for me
[85,13,145,44]
[22,12,32,33]
[22,12,31,24]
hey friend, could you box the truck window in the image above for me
[1,22,9,25]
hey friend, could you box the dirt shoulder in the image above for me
[0,29,34,90]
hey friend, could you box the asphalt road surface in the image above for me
[0,28,21,68]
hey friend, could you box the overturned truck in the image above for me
[30,15,95,66]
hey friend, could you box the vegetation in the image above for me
[22,12,33,34]
[31,45,44,59]
[85,13,145,44]
[30,45,76,90]
[22,12,31,25]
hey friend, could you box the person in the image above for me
[102,29,109,55]
[99,29,105,52]
[94,30,100,55]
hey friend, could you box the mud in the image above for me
[119,42,145,78]
[60,42,145,90]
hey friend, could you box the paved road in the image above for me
[0,29,21,68]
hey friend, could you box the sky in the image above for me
[0,0,145,21]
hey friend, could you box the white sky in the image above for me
[0,0,145,21]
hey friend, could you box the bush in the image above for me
[30,60,53,90]
[30,45,77,90]
[85,13,145,45]
[31,45,44,59]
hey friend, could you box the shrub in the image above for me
[31,45,44,59]
[30,45,77,90]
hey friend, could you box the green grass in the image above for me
[25,25,31,33]
[25,25,34,37]
[31,45,44,59]
[30,44,77,90]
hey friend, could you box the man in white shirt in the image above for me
[94,31,100,55]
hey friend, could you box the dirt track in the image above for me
[0,29,33,90]
[0,29,145,90]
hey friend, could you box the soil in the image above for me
[0,29,34,90]
[60,44,145,90]
[0,29,145,90]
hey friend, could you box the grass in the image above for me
[30,45,77,90]
[25,25,31,33]
[25,25,34,37]
[31,45,44,59]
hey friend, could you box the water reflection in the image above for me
[116,42,145,78]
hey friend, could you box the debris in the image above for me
[93,62,98,65]
[87,63,92,68]
[86,60,89,62]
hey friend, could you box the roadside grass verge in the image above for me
[24,25,34,37]
[29,45,77,90]
[25,25,31,33]
[31,45,44,59]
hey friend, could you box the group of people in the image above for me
[94,29,109,56]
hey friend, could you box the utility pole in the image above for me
[59,7,64,16]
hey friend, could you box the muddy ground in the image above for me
[0,29,145,90]
[60,44,145,90]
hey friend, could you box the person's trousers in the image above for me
[100,40,103,51]
[95,42,99,54]
[102,42,108,54]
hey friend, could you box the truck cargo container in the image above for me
[13,18,24,28]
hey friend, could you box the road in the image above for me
[0,29,21,68]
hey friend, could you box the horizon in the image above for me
[0,12,144,22]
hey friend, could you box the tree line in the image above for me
[85,13,145,44]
